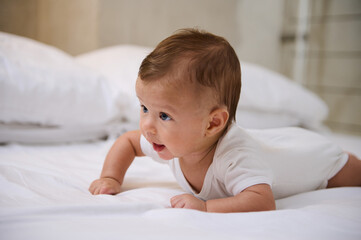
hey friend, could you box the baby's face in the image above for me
[136,77,214,160]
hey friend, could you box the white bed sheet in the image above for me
[0,133,360,240]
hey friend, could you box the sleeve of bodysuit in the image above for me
[216,151,273,197]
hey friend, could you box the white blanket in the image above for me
[1,136,361,240]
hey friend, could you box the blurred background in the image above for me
[0,0,360,135]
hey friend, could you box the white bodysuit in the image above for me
[140,123,348,200]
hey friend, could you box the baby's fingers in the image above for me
[88,180,100,195]
[89,178,122,195]
[98,185,119,195]
[93,187,101,195]
[89,185,103,195]
[90,184,117,195]
[170,194,187,208]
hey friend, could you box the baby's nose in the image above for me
[145,128,156,138]
[141,118,157,136]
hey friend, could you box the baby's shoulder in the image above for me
[215,124,257,157]
[213,125,260,173]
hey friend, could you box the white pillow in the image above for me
[0,122,138,144]
[236,110,301,129]
[75,45,152,123]
[238,62,328,130]
[0,31,120,127]
[76,44,329,130]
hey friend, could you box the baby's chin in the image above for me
[157,150,174,160]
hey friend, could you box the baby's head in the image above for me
[136,29,241,159]
[138,28,241,128]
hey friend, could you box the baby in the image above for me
[89,28,361,213]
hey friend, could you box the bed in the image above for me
[1,32,361,240]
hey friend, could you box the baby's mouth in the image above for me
[153,143,165,152]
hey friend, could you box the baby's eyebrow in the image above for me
[136,96,145,105]
[156,103,177,114]
[136,96,177,114]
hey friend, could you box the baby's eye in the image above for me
[141,105,148,113]
[159,112,171,121]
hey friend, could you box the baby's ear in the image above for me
[206,107,229,137]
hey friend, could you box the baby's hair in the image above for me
[139,28,241,126]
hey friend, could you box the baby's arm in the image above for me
[89,130,144,195]
[171,184,275,213]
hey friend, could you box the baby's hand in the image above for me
[170,193,207,212]
[89,177,121,195]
